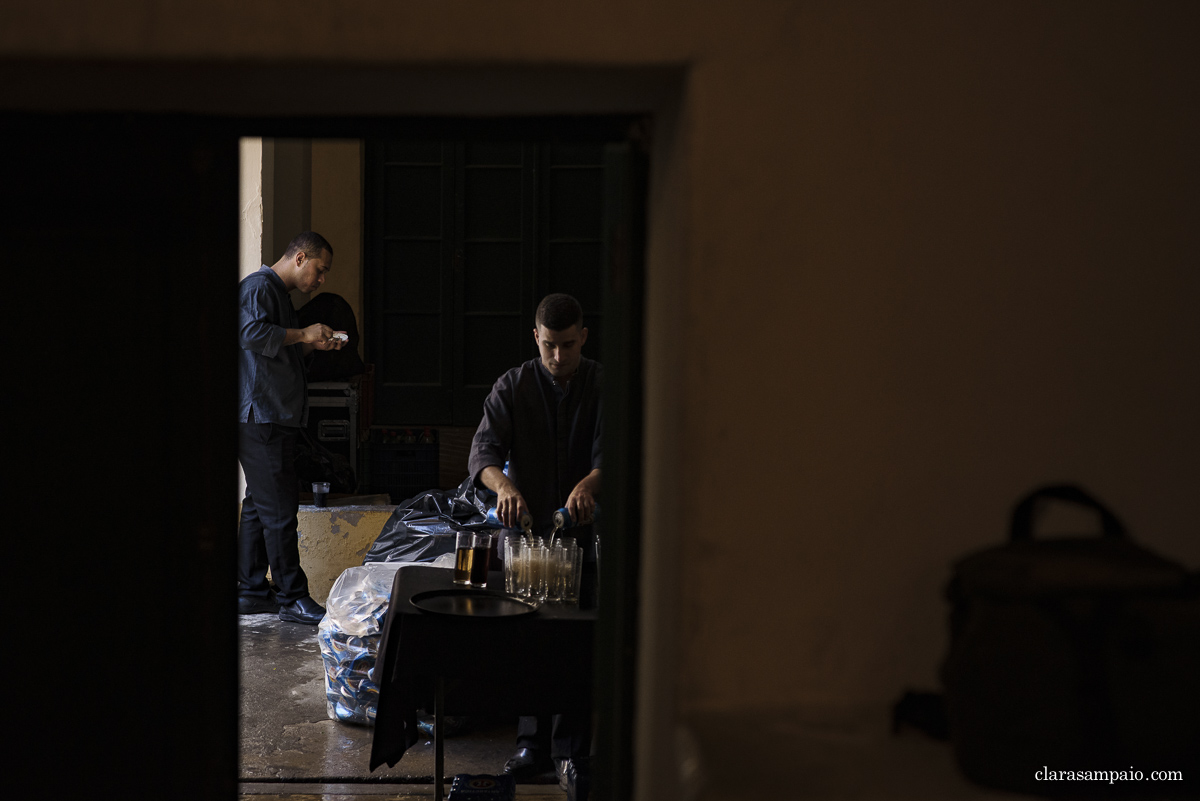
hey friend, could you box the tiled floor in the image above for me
[238,612,563,800]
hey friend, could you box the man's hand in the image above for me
[565,468,601,524]
[307,324,347,351]
[319,330,347,351]
[480,465,530,528]
[287,324,347,353]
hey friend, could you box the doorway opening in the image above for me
[236,117,648,798]
[7,61,667,793]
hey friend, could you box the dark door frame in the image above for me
[4,109,648,801]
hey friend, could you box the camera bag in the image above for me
[940,484,1200,794]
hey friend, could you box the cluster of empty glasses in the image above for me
[502,533,584,604]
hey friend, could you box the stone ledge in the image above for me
[295,505,395,605]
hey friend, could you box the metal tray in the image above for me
[409,589,538,617]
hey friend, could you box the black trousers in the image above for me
[237,421,309,604]
[516,712,591,760]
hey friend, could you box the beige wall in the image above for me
[242,138,365,356]
[309,140,364,353]
[236,138,265,502]
[268,138,311,265]
[4,3,1199,798]
[669,5,1200,716]
[238,138,265,279]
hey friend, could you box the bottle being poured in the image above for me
[481,459,533,535]
[485,506,533,535]
[548,504,599,546]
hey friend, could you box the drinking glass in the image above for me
[469,532,492,588]
[546,542,565,602]
[502,534,520,594]
[529,543,550,603]
[454,531,474,585]
[561,538,582,604]
[514,538,532,598]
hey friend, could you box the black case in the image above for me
[940,485,1200,794]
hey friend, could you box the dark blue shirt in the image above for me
[238,265,308,427]
[468,357,603,536]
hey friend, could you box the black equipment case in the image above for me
[940,485,1200,794]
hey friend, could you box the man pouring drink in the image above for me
[467,293,602,789]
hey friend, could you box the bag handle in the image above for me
[1009,484,1127,542]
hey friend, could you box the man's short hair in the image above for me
[536,293,584,331]
[282,231,333,260]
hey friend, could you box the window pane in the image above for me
[384,240,442,312]
[384,165,443,238]
[546,167,602,239]
[464,241,522,313]
[545,241,602,312]
[383,314,442,384]
[464,168,522,239]
[463,315,525,387]
[465,141,523,166]
[546,142,603,166]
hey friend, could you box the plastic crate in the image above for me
[367,427,439,504]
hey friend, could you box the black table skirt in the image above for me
[370,564,597,770]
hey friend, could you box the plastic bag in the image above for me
[362,474,496,564]
[318,556,454,725]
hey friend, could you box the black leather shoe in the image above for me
[565,757,590,801]
[502,747,549,777]
[238,594,279,615]
[278,596,326,624]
